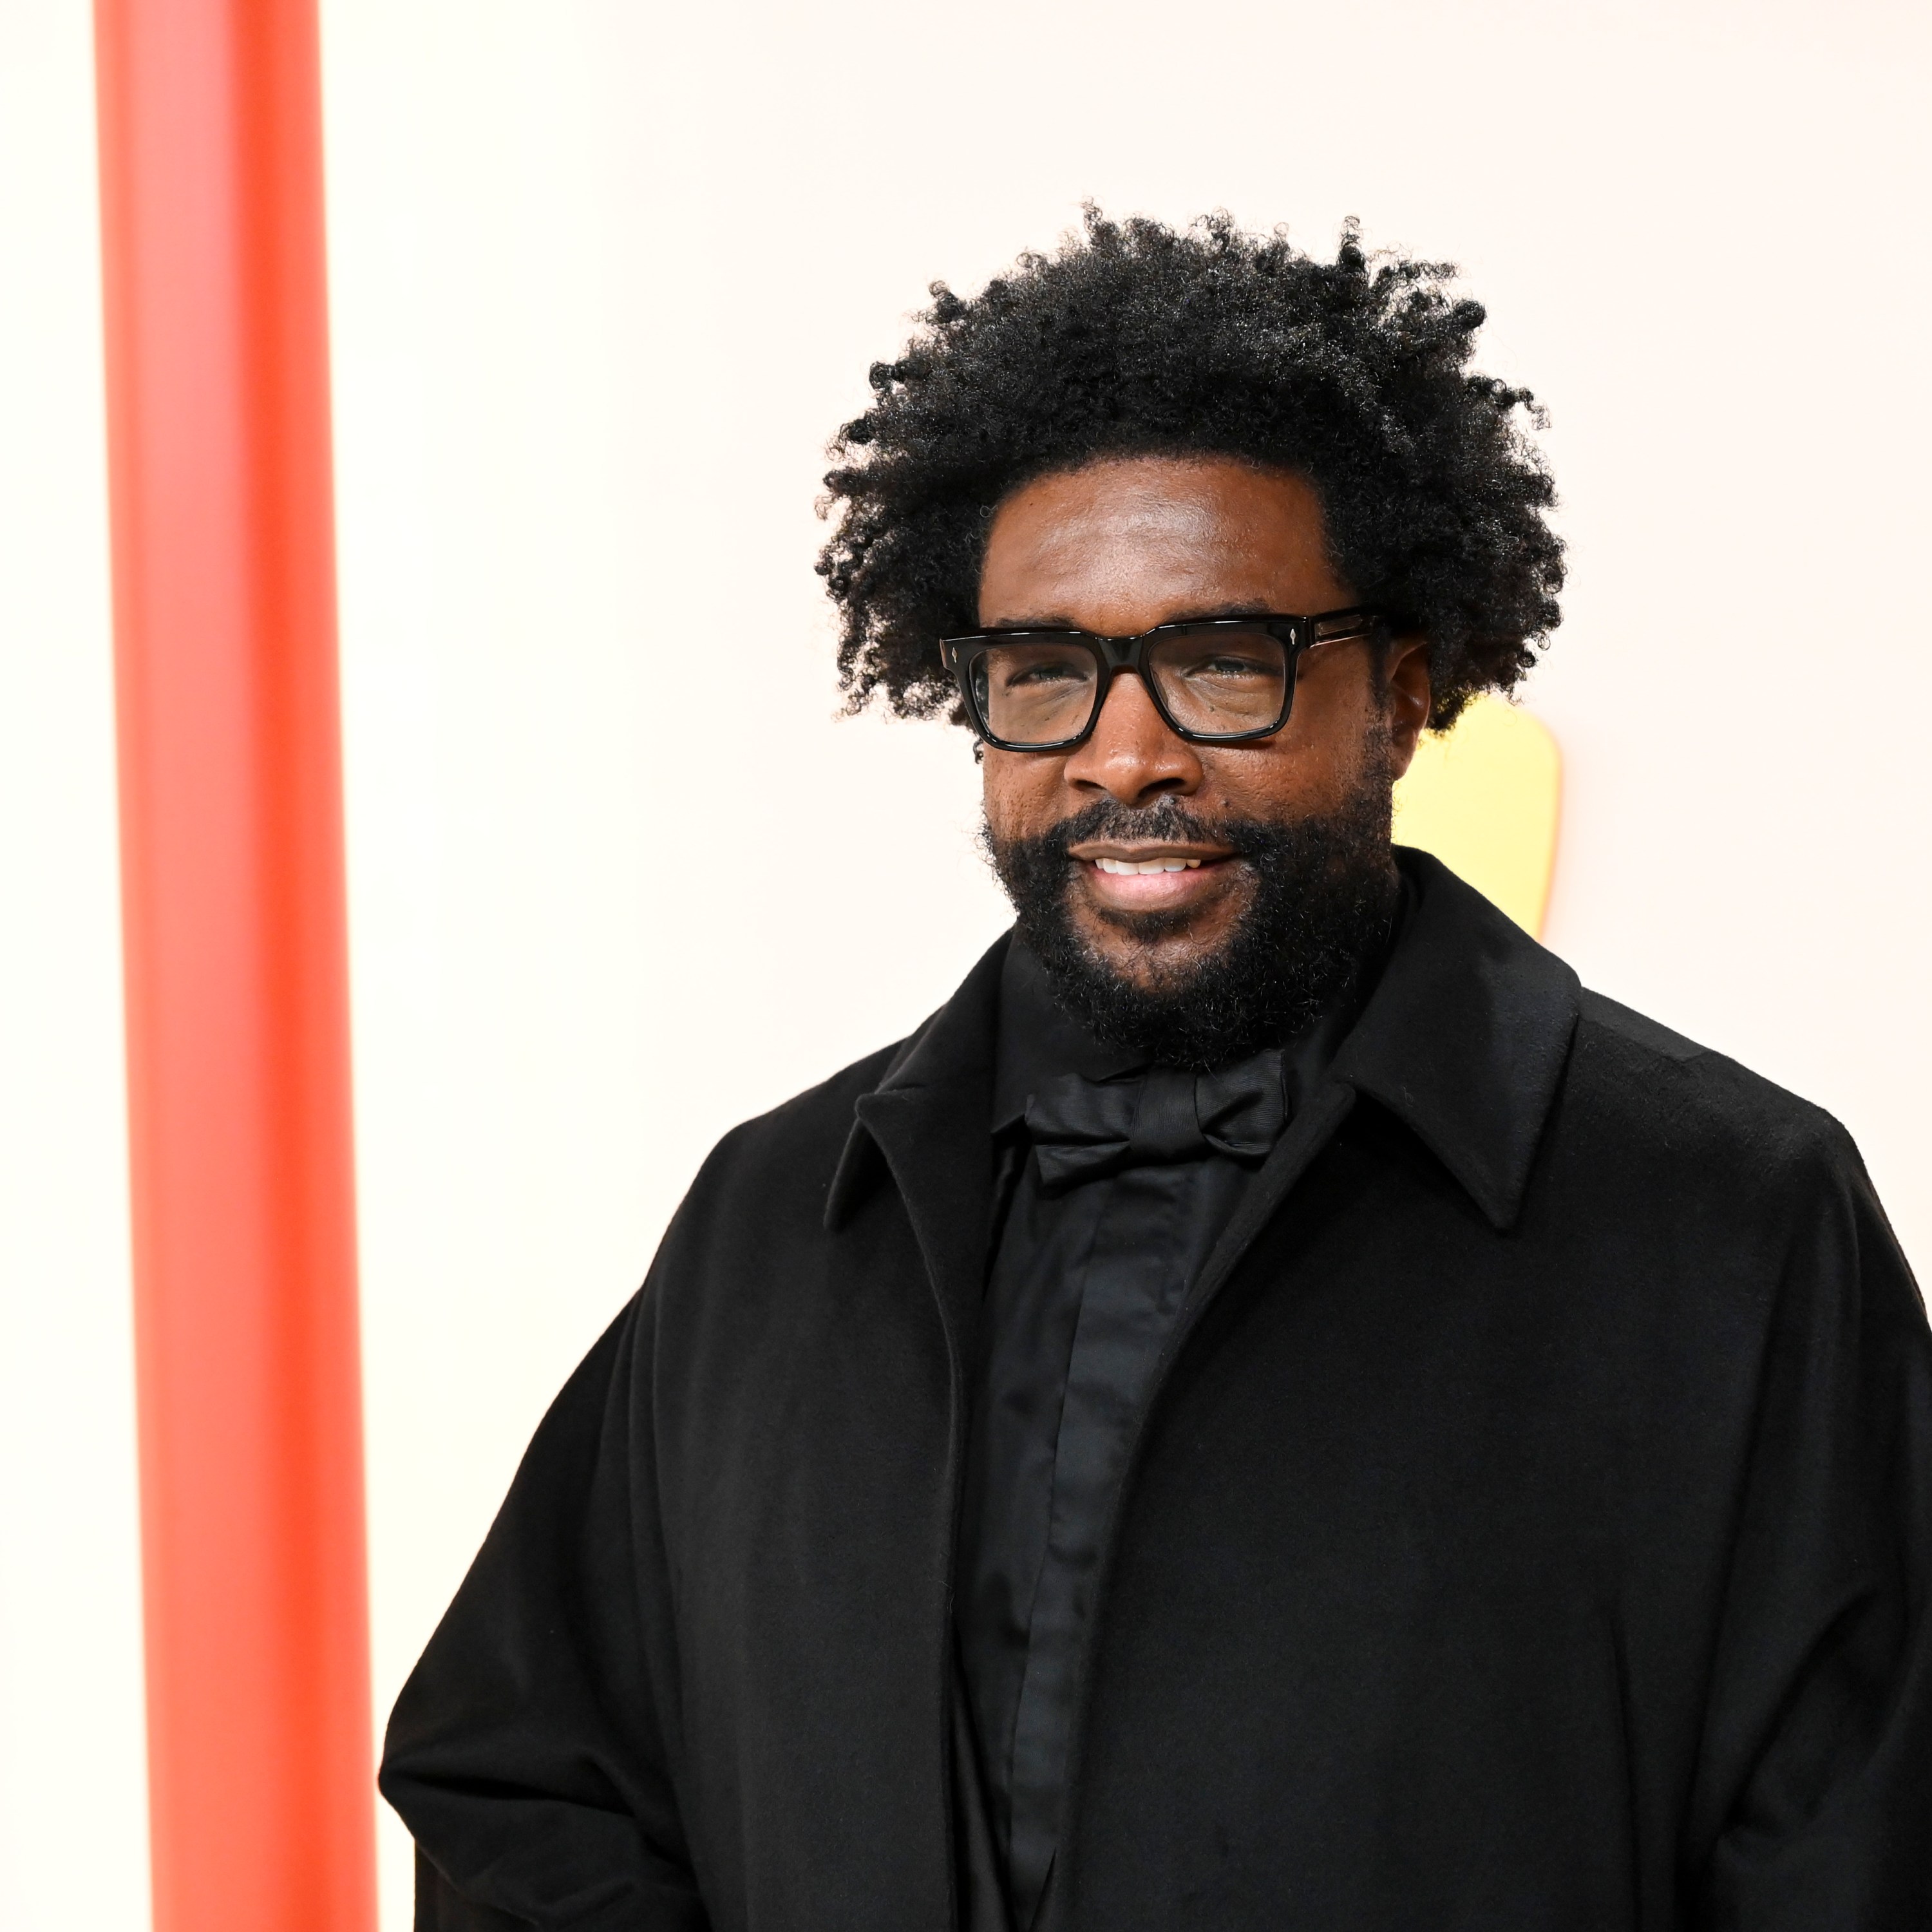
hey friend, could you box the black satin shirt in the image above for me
[953,945,1359,1929]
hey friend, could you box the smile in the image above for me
[1069,845,1236,913]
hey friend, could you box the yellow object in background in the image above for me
[1392,696,1562,938]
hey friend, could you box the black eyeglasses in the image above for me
[939,607,1390,752]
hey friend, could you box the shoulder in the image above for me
[1573,989,1707,1065]
[1570,994,1928,1394]
[647,936,1007,1291]
[1524,992,1927,1358]
[680,1033,911,1218]
[627,1034,918,1356]
[1563,985,1859,1200]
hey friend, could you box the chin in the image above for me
[1076,882,1244,949]
[1075,907,1237,985]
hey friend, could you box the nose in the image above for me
[1059,670,1203,808]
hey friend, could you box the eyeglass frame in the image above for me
[938,605,1394,752]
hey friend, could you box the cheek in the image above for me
[1209,691,1382,816]
[1289,661,1386,774]
[981,748,1065,838]
[1201,749,1332,821]
[1289,651,1378,737]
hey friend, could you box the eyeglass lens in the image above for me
[969,625,1291,746]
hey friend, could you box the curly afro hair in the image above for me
[817,209,1562,732]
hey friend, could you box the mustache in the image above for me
[1005,797,1275,860]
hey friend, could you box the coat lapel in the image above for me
[1188,1078,1359,1312]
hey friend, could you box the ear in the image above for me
[1384,637,1432,779]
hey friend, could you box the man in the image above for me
[381,213,1932,1930]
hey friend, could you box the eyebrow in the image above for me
[983,600,1276,631]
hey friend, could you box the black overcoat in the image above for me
[382,854,1932,1930]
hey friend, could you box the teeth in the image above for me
[1094,856,1204,875]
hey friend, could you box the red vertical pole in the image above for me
[92,5,377,1931]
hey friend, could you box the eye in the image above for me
[999,652,1088,689]
[1182,650,1275,680]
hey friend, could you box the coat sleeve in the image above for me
[1690,1131,1932,1926]
[379,1284,708,1932]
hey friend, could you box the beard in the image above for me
[983,749,1399,1072]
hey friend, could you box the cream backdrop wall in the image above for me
[1,1,1928,1927]
[0,5,149,1929]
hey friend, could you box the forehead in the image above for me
[977,454,1346,631]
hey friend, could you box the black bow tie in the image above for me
[1023,1052,1287,1191]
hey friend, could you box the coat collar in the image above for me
[828,846,1578,1246]
[1332,848,1579,1231]
[826,935,1010,1364]
[824,933,1009,1231]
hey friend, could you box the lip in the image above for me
[1066,840,1238,913]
